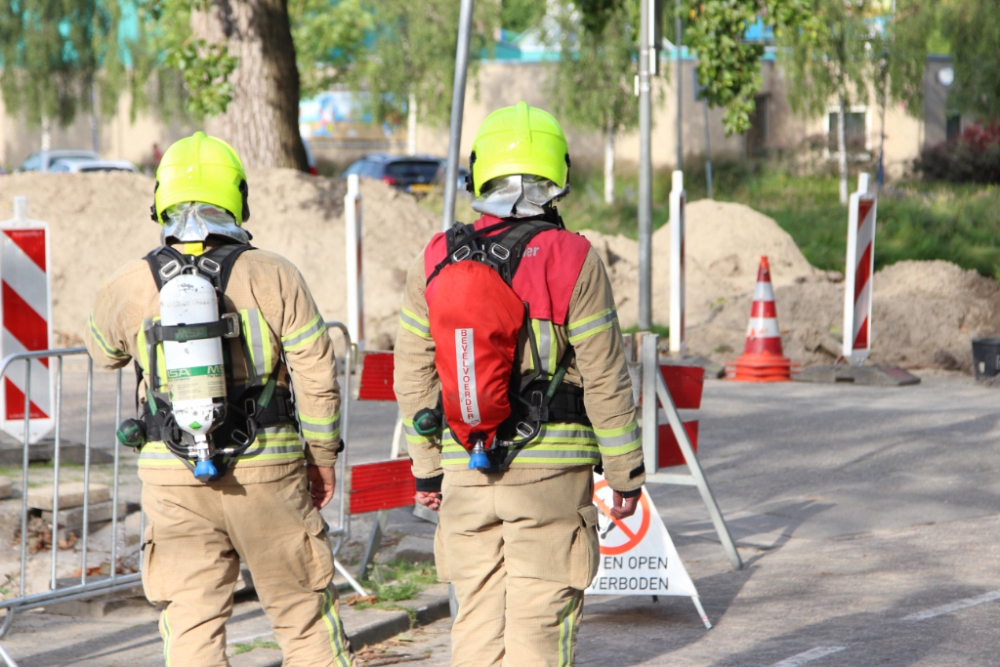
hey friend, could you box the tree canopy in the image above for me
[0,0,131,130]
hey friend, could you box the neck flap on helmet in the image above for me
[471,175,569,219]
[161,202,251,245]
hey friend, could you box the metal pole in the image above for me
[638,0,653,331]
[655,371,743,570]
[703,99,713,199]
[675,0,683,170]
[441,0,475,232]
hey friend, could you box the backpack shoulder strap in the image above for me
[201,243,254,294]
[490,220,558,284]
[143,244,253,294]
[143,246,187,291]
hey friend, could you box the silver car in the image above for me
[48,158,138,174]
[17,149,100,173]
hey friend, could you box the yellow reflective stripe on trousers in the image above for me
[160,609,173,667]
[558,596,580,667]
[440,424,599,467]
[567,308,618,344]
[321,585,352,667]
[400,307,432,339]
[299,411,341,442]
[281,313,327,351]
[89,314,127,360]
[594,421,641,455]
[240,308,273,382]
[532,318,558,375]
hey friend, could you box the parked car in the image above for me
[436,160,472,195]
[17,150,100,173]
[49,158,138,174]
[341,154,444,194]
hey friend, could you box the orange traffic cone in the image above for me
[727,256,795,382]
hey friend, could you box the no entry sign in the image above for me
[0,197,53,443]
[585,476,710,628]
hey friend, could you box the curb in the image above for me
[254,595,451,667]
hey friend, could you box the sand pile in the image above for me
[1,173,995,371]
[580,201,1000,371]
[0,170,438,350]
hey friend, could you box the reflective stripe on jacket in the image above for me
[85,243,342,483]
[394,231,644,493]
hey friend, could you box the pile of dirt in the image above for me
[580,201,1000,371]
[0,170,438,350]
[1,172,995,371]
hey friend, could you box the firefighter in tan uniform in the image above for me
[394,103,645,667]
[86,132,355,667]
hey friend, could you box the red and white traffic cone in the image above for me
[727,256,795,382]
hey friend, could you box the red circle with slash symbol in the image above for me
[592,479,651,555]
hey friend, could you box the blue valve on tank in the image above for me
[468,443,490,471]
[194,459,218,482]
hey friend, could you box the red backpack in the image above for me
[424,218,569,471]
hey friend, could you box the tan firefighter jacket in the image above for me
[86,242,341,485]
[394,244,645,494]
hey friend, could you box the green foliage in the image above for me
[558,158,1000,278]
[230,638,281,656]
[292,0,372,98]
[166,39,238,117]
[341,0,499,128]
[879,0,937,117]
[547,0,639,139]
[501,0,546,34]
[682,0,818,134]
[363,560,439,602]
[942,0,1000,120]
[777,0,872,119]
[0,0,128,128]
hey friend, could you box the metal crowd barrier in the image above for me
[0,321,357,667]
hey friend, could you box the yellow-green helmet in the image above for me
[469,102,570,197]
[152,132,249,224]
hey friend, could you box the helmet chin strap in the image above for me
[472,175,569,219]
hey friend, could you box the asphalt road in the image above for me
[2,369,999,667]
[359,369,1000,667]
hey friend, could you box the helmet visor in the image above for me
[161,202,250,244]
[471,175,569,219]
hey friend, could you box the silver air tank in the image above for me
[159,272,227,481]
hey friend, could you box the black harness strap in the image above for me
[136,242,297,478]
[427,218,588,472]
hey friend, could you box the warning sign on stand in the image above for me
[585,475,711,628]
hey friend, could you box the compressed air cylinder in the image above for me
[159,273,227,480]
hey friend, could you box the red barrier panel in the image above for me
[349,458,415,514]
[658,420,699,468]
[659,365,705,410]
[358,352,396,401]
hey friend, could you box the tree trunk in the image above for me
[604,118,615,205]
[407,92,417,156]
[837,88,849,205]
[193,0,307,170]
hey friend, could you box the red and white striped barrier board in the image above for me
[843,174,877,365]
[669,170,686,355]
[0,197,53,443]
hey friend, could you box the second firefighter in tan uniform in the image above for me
[86,132,354,667]
[394,103,644,667]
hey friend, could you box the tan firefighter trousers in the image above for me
[436,468,600,667]
[141,466,355,667]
